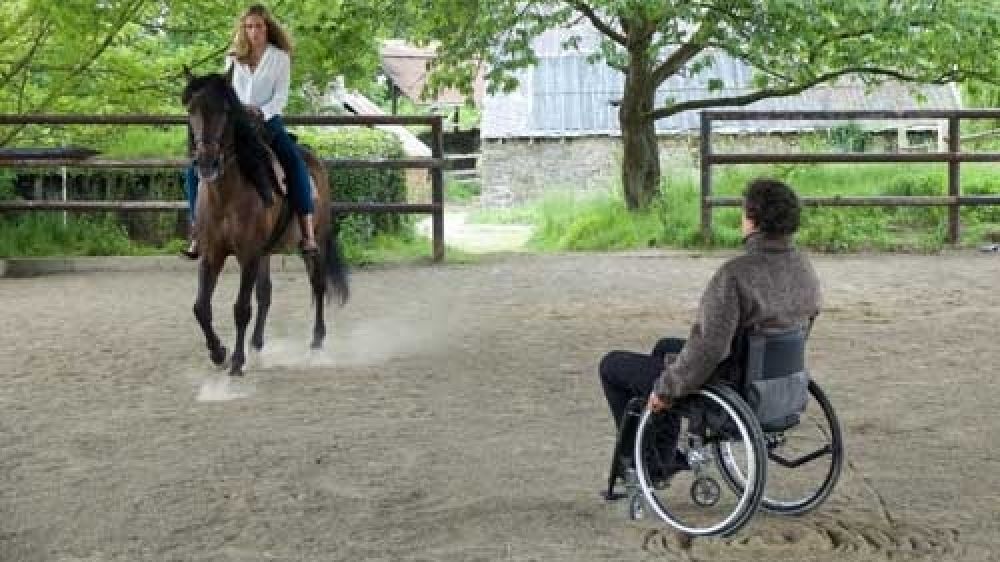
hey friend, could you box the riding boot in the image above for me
[298,213,319,256]
[181,223,199,260]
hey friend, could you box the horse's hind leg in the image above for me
[250,257,272,351]
[194,258,227,365]
[230,258,260,376]
[306,251,326,349]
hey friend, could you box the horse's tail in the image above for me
[321,215,349,306]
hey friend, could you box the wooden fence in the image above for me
[699,109,1000,244]
[0,114,451,261]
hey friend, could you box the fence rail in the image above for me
[699,109,1000,244]
[0,114,449,261]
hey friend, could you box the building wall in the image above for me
[480,131,906,207]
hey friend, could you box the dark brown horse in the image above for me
[182,69,348,375]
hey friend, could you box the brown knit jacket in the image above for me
[653,232,822,400]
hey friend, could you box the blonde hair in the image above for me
[229,4,293,63]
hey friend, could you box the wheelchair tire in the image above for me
[634,384,767,537]
[714,380,843,516]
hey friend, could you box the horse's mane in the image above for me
[182,73,279,200]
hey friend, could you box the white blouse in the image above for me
[224,44,290,121]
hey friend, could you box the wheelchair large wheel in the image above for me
[714,380,843,515]
[634,384,767,537]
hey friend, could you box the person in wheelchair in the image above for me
[599,178,821,485]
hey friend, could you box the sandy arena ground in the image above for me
[1,251,999,561]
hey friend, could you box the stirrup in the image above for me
[299,240,319,258]
[180,240,199,260]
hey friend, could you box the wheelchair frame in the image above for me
[603,327,844,537]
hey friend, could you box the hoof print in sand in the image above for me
[639,517,960,560]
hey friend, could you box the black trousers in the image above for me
[599,338,685,460]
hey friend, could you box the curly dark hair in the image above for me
[742,178,801,235]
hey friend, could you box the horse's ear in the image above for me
[183,65,194,81]
[224,63,234,85]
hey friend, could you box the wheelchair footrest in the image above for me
[602,489,628,501]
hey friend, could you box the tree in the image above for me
[413,1,1000,209]
[0,0,397,148]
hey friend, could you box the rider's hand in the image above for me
[245,105,263,117]
[648,392,670,412]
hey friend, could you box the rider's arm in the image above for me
[260,49,290,121]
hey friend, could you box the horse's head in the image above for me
[182,66,242,183]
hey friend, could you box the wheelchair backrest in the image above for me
[741,325,811,431]
[745,326,807,383]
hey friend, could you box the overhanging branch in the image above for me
[650,17,717,87]
[570,2,626,47]
[647,67,955,121]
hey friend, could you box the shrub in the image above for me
[298,127,409,245]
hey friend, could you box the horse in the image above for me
[181,67,348,375]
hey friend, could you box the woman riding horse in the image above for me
[183,3,317,258]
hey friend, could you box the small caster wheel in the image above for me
[691,476,721,507]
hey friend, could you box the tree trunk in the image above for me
[619,37,659,210]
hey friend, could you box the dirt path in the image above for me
[415,210,533,253]
[1,251,999,561]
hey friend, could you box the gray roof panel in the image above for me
[485,51,962,138]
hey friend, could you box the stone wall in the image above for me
[479,131,906,207]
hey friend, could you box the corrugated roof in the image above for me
[482,26,962,138]
[380,40,486,107]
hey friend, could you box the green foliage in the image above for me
[0,213,161,257]
[369,92,481,130]
[411,0,1000,208]
[445,179,481,203]
[530,193,661,251]
[97,127,187,158]
[338,229,476,266]
[483,163,1000,254]
[827,123,870,153]
[466,205,539,225]
[0,0,401,148]
[0,170,16,200]
[299,127,409,246]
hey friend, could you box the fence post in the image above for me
[700,112,713,244]
[947,117,961,245]
[430,116,445,262]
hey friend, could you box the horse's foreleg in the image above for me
[250,257,271,351]
[230,258,259,376]
[194,258,227,365]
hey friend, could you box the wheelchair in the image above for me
[603,326,844,537]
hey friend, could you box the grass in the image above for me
[466,205,540,225]
[0,212,475,265]
[339,229,476,266]
[0,213,170,257]
[445,179,481,204]
[469,163,1000,254]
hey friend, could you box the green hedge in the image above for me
[299,127,408,246]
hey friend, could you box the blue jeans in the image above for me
[185,115,314,223]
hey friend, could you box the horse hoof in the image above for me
[229,367,244,377]
[210,346,228,365]
[310,340,323,350]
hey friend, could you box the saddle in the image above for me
[248,116,314,204]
